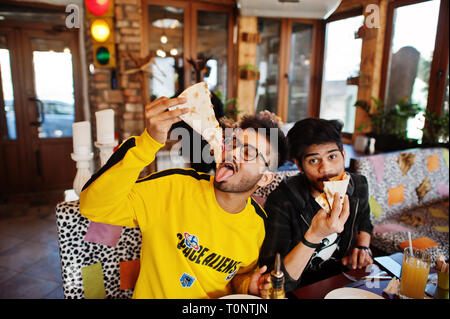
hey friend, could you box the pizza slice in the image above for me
[169,82,223,163]
[315,172,350,213]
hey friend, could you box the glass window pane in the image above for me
[0,35,17,140]
[320,15,364,133]
[385,0,440,140]
[148,5,184,98]
[443,64,449,113]
[31,38,75,139]
[197,10,228,97]
[287,22,313,123]
[255,18,281,115]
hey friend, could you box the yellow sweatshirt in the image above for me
[79,130,267,299]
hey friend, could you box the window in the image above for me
[0,38,16,140]
[286,22,313,123]
[384,0,441,141]
[255,18,281,114]
[320,15,364,133]
[255,18,318,123]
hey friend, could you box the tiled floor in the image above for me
[0,191,65,299]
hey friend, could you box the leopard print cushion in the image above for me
[253,170,299,198]
[56,201,141,299]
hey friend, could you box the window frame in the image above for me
[379,0,449,116]
[255,16,323,123]
[321,7,364,139]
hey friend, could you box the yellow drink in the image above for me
[438,271,449,290]
[400,255,430,299]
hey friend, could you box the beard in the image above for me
[213,172,263,193]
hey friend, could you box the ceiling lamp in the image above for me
[156,49,166,58]
[152,18,182,29]
[237,0,342,19]
[160,35,168,44]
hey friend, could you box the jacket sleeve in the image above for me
[354,174,374,235]
[258,190,303,292]
[79,130,165,229]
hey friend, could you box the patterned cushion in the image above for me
[352,147,449,261]
[56,201,142,299]
[352,148,449,222]
[253,170,299,198]
[371,201,449,263]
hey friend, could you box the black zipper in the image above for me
[344,198,359,255]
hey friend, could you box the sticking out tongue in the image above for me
[215,166,235,182]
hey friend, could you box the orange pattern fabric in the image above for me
[388,185,404,206]
[120,259,141,290]
[427,154,440,172]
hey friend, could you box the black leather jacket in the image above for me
[259,172,373,292]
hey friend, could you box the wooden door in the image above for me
[142,0,235,100]
[0,24,81,193]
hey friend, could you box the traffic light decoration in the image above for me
[86,0,116,68]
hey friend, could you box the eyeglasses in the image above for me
[223,136,270,167]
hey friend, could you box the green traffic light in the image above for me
[96,46,110,65]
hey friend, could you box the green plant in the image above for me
[354,97,387,135]
[354,97,422,140]
[421,109,449,144]
[238,64,260,73]
[214,90,240,120]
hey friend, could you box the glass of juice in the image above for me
[399,248,431,299]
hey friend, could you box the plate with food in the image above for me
[324,287,384,299]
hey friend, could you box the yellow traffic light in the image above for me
[91,19,110,42]
[86,0,116,68]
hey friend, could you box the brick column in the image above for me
[86,0,145,146]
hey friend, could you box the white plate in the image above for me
[324,288,384,299]
[219,294,262,299]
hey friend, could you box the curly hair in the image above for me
[238,113,288,171]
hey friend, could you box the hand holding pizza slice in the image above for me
[315,173,350,213]
[170,82,223,164]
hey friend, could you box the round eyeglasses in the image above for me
[223,136,269,167]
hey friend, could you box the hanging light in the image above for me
[170,48,178,56]
[156,49,166,58]
[160,35,168,44]
[152,18,182,29]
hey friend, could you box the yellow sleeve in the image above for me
[79,130,164,228]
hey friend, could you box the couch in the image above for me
[350,147,449,262]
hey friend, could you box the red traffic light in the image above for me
[86,0,110,16]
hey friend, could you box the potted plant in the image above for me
[421,109,449,147]
[354,97,421,151]
[214,90,240,121]
[239,64,260,81]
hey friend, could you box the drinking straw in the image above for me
[407,232,414,256]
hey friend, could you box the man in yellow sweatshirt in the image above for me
[79,96,287,298]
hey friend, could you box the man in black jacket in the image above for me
[259,118,374,292]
